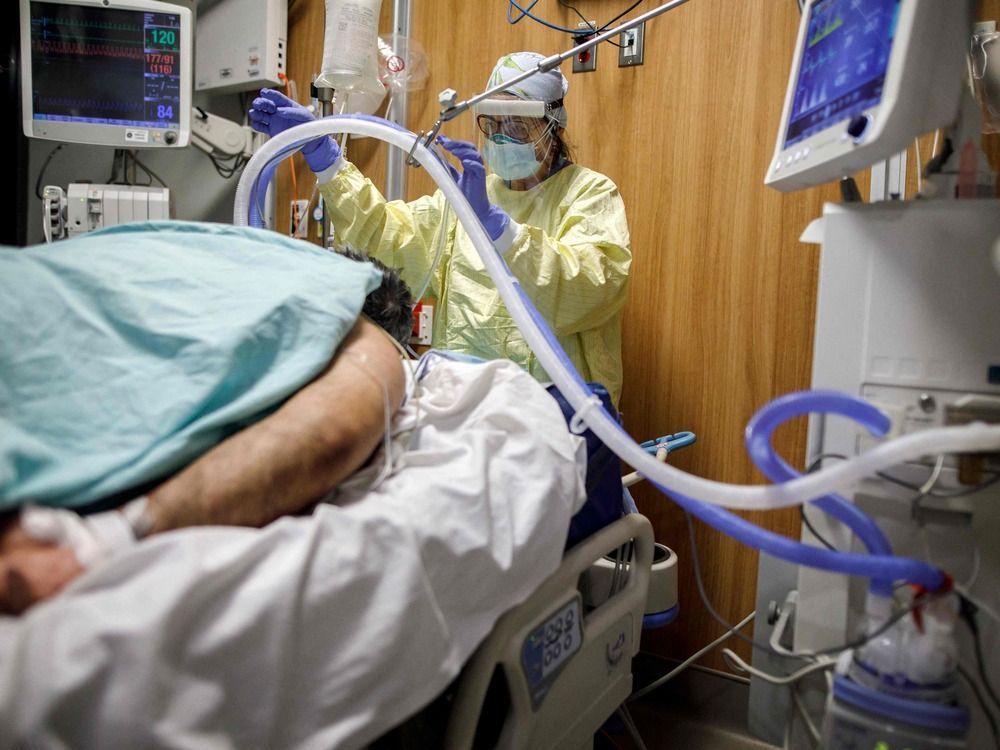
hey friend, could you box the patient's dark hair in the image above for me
[335,247,414,347]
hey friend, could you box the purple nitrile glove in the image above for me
[248,89,341,173]
[436,136,510,242]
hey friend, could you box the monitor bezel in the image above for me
[20,0,192,149]
[765,0,970,192]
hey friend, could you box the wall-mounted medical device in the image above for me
[766,0,974,192]
[20,0,192,148]
[195,0,287,95]
[42,183,172,242]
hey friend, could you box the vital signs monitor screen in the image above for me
[784,0,901,148]
[27,2,183,131]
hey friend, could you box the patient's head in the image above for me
[336,248,414,347]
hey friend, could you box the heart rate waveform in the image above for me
[35,97,144,115]
[33,39,144,61]
[809,13,844,47]
[32,15,142,34]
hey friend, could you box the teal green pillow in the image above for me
[0,221,382,509]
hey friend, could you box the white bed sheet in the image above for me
[0,355,587,749]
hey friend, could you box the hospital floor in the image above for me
[599,653,781,750]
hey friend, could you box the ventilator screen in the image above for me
[784,0,900,148]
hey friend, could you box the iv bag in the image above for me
[316,0,385,102]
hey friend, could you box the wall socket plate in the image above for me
[289,199,309,238]
[619,21,645,67]
[410,302,433,345]
[572,21,598,73]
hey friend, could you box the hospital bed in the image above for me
[370,504,656,750]
[443,512,654,750]
[369,379,664,750]
[0,354,661,750]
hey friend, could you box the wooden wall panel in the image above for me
[286,0,1000,672]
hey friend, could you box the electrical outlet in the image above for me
[410,302,434,345]
[619,21,645,67]
[289,199,309,238]
[572,21,598,73]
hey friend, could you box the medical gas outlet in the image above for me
[572,22,598,73]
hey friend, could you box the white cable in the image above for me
[234,118,1000,512]
[768,597,802,658]
[721,648,836,685]
[963,545,982,591]
[629,611,755,701]
[616,706,650,750]
[919,454,946,496]
[791,684,823,746]
[621,443,669,487]
[914,137,923,194]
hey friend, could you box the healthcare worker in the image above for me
[249,51,632,405]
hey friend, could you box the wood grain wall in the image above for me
[285,0,1000,671]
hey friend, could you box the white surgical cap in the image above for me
[485,51,569,128]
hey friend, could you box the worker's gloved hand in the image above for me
[20,504,138,568]
[437,136,511,242]
[249,89,341,173]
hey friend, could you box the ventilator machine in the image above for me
[11,0,1000,746]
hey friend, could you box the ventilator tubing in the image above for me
[662,485,945,592]
[233,116,1000,516]
[745,390,899,596]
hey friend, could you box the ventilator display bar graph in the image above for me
[29,3,182,128]
[784,0,901,147]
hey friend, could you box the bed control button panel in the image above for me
[521,595,583,709]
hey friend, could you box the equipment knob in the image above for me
[846,114,871,142]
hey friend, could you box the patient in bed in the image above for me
[0,224,587,748]
[0,226,415,614]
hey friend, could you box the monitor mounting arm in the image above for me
[189,106,256,159]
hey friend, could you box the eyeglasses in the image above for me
[476,115,538,142]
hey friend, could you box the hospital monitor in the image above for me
[766,0,973,192]
[20,0,192,148]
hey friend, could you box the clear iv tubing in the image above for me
[414,200,449,303]
[233,116,1000,513]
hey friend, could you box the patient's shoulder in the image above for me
[336,318,407,414]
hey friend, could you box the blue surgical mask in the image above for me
[483,131,551,181]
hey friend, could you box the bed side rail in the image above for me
[444,513,654,750]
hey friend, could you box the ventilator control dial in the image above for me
[846,114,871,142]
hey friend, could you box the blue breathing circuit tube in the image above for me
[745,392,901,596]
[687,390,944,593]
[234,115,995,593]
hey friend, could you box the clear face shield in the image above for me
[472,98,558,181]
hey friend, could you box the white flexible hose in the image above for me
[234,118,1000,512]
